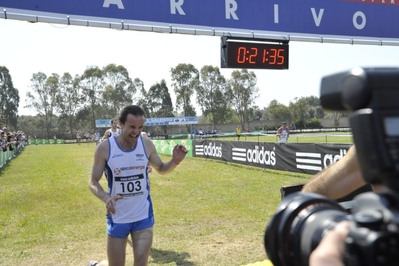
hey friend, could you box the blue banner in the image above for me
[95,119,112,128]
[145,116,198,126]
[1,0,399,41]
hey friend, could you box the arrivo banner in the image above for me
[193,140,351,174]
[0,0,399,42]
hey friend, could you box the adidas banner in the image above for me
[193,140,351,174]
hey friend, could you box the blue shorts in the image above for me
[107,216,154,238]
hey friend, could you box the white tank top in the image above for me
[279,128,289,143]
[109,128,120,137]
[105,135,152,223]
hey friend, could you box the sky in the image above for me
[2,18,399,116]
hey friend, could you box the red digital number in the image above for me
[263,48,285,65]
[262,49,268,63]
[237,47,246,63]
[277,49,285,65]
[269,49,277,64]
[248,48,257,64]
[237,46,258,64]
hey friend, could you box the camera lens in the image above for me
[264,192,350,266]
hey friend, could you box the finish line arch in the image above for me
[1,1,399,46]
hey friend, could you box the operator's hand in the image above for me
[105,195,123,215]
[310,221,350,266]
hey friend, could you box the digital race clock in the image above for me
[221,37,289,70]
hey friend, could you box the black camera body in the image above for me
[264,67,399,266]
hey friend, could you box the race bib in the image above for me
[114,174,145,197]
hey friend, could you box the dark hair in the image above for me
[119,105,146,124]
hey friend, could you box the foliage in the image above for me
[145,79,175,134]
[25,72,60,138]
[57,73,83,138]
[170,63,199,117]
[80,66,105,130]
[0,66,19,128]
[196,65,228,127]
[324,110,350,127]
[101,63,136,117]
[5,63,335,137]
[289,97,309,128]
[266,100,291,126]
[251,106,263,121]
[306,117,322,128]
[226,69,259,130]
[289,96,325,128]
[135,78,151,116]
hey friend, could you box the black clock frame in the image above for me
[221,37,289,70]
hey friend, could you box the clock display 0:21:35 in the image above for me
[227,41,289,69]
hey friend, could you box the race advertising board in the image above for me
[193,140,351,174]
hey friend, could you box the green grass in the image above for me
[0,136,351,265]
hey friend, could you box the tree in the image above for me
[197,65,228,127]
[252,106,263,121]
[25,72,59,138]
[16,115,40,137]
[226,69,259,130]
[210,88,232,125]
[101,64,136,117]
[324,110,350,127]
[146,80,174,118]
[267,100,291,127]
[0,66,19,129]
[303,96,324,118]
[143,80,175,134]
[289,97,310,128]
[80,66,105,129]
[170,63,199,117]
[135,78,151,116]
[45,73,61,137]
[57,73,85,138]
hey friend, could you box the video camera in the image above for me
[264,67,399,266]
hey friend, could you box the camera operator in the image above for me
[302,145,387,198]
[265,67,399,266]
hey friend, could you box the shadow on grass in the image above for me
[0,158,14,176]
[127,240,195,265]
[150,248,195,266]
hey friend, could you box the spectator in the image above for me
[84,132,91,144]
[235,125,241,141]
[101,119,120,142]
[93,132,100,145]
[276,122,290,143]
[0,131,5,150]
[76,131,82,145]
